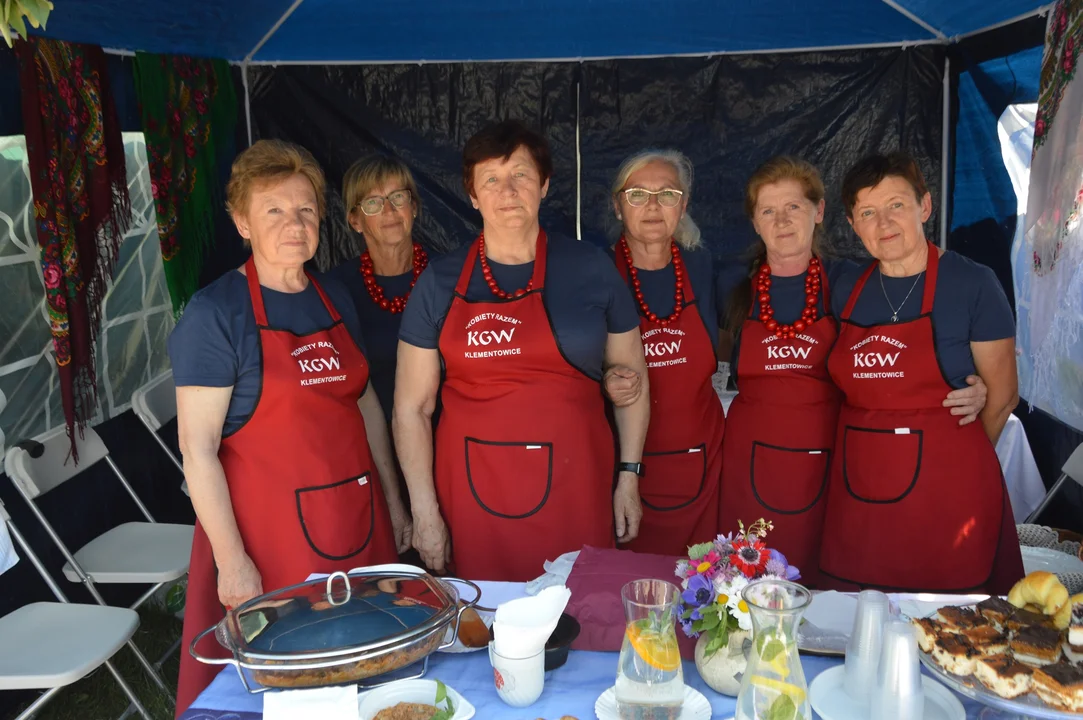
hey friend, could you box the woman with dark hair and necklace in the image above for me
[817,151,1023,594]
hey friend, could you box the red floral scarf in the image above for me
[15,37,131,460]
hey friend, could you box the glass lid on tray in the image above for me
[219,567,461,661]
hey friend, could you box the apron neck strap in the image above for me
[819,256,833,316]
[614,239,696,304]
[244,256,338,326]
[455,229,548,297]
[919,241,939,315]
[840,261,877,321]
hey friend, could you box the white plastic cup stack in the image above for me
[870,620,925,720]
[844,589,891,702]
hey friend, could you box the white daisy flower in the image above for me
[721,576,752,631]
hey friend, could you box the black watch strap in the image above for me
[618,461,644,476]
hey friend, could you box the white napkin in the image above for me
[263,685,359,720]
[525,550,579,595]
[493,584,571,658]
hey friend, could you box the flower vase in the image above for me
[695,628,751,696]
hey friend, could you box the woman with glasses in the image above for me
[394,120,651,581]
[602,149,726,556]
[331,156,428,426]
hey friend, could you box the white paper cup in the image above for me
[488,642,544,708]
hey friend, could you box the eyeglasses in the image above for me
[621,187,684,208]
[356,189,412,216]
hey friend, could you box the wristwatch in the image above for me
[617,461,644,476]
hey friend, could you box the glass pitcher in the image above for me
[735,579,812,720]
[615,579,685,720]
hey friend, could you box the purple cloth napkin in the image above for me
[564,545,696,660]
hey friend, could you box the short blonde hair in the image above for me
[343,154,421,218]
[610,149,702,249]
[226,140,327,224]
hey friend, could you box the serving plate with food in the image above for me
[913,571,1083,717]
[358,679,474,720]
[190,567,481,693]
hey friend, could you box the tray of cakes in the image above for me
[914,571,1083,717]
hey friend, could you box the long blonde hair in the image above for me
[610,149,702,249]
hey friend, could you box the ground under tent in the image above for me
[1,0,1082,715]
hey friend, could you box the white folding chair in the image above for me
[3,425,193,702]
[0,499,154,720]
[1025,441,1083,524]
[131,371,188,496]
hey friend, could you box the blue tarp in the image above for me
[29,0,1049,62]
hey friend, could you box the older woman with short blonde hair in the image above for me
[331,154,428,425]
[170,139,409,716]
[601,148,726,556]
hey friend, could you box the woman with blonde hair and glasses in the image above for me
[717,155,988,587]
[331,154,429,427]
[603,149,726,556]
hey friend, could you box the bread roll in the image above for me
[1007,572,1069,616]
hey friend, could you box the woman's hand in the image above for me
[217,553,263,609]
[389,503,413,555]
[942,374,988,426]
[613,471,643,544]
[412,510,451,574]
[604,365,642,408]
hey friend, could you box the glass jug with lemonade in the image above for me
[615,579,685,720]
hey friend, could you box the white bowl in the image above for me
[358,679,475,720]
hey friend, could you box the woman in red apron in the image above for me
[818,152,1023,593]
[606,150,725,556]
[718,158,840,586]
[394,121,651,582]
[170,141,406,716]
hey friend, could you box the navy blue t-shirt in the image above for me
[607,244,721,349]
[830,251,1015,388]
[169,269,368,436]
[329,259,417,422]
[399,233,640,380]
[719,256,856,377]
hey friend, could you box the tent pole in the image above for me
[940,56,951,250]
[243,61,253,147]
[245,0,306,63]
[881,0,948,40]
[575,74,582,241]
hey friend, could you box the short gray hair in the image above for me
[609,149,702,249]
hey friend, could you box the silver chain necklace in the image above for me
[879,269,924,323]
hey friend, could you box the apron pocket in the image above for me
[296,473,375,560]
[465,438,553,518]
[641,444,708,512]
[843,426,924,503]
[750,441,830,514]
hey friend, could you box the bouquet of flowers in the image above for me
[674,518,800,657]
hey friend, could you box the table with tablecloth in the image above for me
[179,581,1001,720]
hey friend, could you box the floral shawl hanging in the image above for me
[133,53,236,315]
[15,37,131,460]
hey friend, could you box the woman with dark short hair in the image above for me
[393,120,651,581]
[817,151,1024,594]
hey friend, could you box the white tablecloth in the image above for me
[717,387,1046,523]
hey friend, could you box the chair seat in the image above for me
[64,522,194,583]
[0,602,138,689]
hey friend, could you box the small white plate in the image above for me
[358,679,475,720]
[809,665,963,720]
[594,685,711,720]
[1022,546,1083,576]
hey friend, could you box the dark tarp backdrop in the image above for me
[247,47,946,270]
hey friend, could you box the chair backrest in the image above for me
[1065,441,1083,487]
[3,425,110,500]
[131,371,177,432]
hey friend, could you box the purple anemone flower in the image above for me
[681,573,714,608]
[766,549,801,581]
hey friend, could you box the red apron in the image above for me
[435,231,616,582]
[818,244,1023,593]
[176,259,397,716]
[718,261,840,586]
[615,249,725,557]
